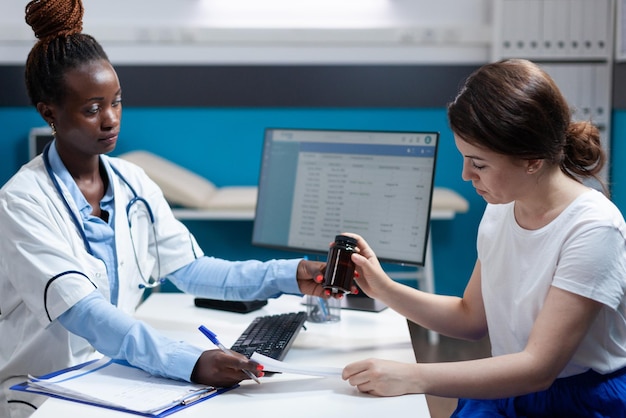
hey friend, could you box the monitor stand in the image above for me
[341,292,387,312]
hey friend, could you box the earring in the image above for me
[50,122,56,137]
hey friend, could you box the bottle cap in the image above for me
[335,235,357,246]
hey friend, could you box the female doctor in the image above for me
[0,1,329,417]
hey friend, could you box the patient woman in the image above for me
[341,59,626,417]
[0,1,330,417]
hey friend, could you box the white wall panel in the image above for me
[0,0,491,64]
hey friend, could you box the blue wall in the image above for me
[611,110,626,212]
[4,107,624,297]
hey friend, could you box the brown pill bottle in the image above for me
[323,235,357,294]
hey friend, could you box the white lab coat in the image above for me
[0,153,203,417]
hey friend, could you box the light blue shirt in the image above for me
[52,144,301,381]
[47,143,119,303]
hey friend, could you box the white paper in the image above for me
[25,357,214,414]
[251,353,343,377]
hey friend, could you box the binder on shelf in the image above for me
[499,0,519,57]
[543,0,570,58]
[500,0,536,58]
[577,64,594,121]
[579,0,597,58]
[592,63,611,133]
[588,0,612,59]
[568,0,585,58]
[539,64,572,105]
[11,357,236,417]
[526,0,544,58]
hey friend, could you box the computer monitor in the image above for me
[252,128,439,266]
[29,126,54,159]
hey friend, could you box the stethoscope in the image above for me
[43,142,163,289]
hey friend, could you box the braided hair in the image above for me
[24,0,109,106]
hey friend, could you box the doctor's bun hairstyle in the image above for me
[447,58,606,190]
[24,0,109,106]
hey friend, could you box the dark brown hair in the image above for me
[24,0,109,106]
[447,59,606,190]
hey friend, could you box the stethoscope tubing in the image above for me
[42,142,162,289]
[43,143,95,255]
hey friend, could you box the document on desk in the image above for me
[11,357,234,417]
[251,353,343,377]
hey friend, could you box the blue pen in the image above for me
[198,325,261,384]
[317,297,329,320]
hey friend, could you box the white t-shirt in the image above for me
[478,189,626,377]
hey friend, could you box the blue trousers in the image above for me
[451,367,626,417]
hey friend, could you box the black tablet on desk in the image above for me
[341,293,387,312]
[194,298,268,313]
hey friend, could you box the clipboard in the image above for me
[11,357,237,417]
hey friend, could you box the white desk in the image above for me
[32,293,431,417]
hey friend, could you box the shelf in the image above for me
[171,208,255,220]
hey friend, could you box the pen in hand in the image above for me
[198,325,262,384]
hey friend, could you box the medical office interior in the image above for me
[2,0,625,299]
[0,0,625,416]
[0,0,624,368]
[1,0,625,308]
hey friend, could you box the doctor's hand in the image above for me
[296,259,328,297]
[296,258,358,298]
[191,349,263,388]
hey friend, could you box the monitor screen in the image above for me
[252,128,439,266]
[29,126,54,159]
